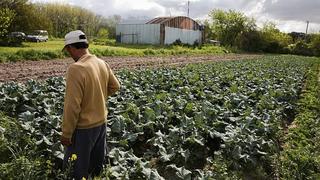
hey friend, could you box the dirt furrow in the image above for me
[0,54,261,82]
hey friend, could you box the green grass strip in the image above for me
[279,62,320,179]
[0,40,228,63]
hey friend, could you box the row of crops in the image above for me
[0,55,319,179]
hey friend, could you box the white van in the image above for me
[26,30,49,42]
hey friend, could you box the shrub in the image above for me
[0,53,8,63]
[16,50,42,61]
[7,54,23,62]
[42,51,64,60]
[264,41,283,53]
[6,50,66,62]
[193,40,200,47]
[292,41,313,56]
[281,47,291,54]
[310,35,320,56]
[0,37,24,47]
[104,39,116,46]
[92,39,116,46]
[236,30,264,52]
[143,48,156,55]
[0,113,52,180]
[172,39,182,46]
[0,156,50,180]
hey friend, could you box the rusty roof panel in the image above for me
[146,16,202,30]
[146,17,173,24]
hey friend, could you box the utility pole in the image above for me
[187,0,190,17]
[306,20,309,35]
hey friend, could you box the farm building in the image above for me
[116,16,204,45]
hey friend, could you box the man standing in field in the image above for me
[60,30,120,179]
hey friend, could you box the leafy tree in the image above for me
[288,32,306,43]
[292,41,313,56]
[202,20,216,42]
[1,1,120,39]
[35,3,107,38]
[235,30,264,52]
[261,22,292,46]
[0,0,52,35]
[97,28,109,39]
[0,0,27,9]
[98,15,121,39]
[208,9,256,47]
[310,34,320,56]
[0,8,15,38]
[259,22,292,53]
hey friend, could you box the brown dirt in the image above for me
[0,54,262,82]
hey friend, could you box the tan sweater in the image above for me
[62,54,120,139]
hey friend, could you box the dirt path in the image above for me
[0,54,262,82]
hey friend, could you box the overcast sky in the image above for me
[30,0,320,33]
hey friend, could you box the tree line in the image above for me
[0,0,121,42]
[205,9,320,56]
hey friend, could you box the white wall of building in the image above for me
[116,24,160,45]
[164,27,202,45]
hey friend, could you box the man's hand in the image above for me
[60,135,72,146]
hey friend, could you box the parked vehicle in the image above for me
[8,32,26,41]
[206,39,220,46]
[26,30,48,42]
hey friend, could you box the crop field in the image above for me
[0,55,320,179]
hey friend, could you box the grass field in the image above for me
[0,40,228,62]
[0,40,65,53]
[0,39,135,53]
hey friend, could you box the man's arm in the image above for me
[61,65,84,143]
[107,64,120,96]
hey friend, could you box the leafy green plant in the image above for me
[0,55,319,178]
[0,112,54,179]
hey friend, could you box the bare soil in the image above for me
[0,54,262,82]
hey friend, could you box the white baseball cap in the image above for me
[62,30,88,51]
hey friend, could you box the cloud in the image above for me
[30,0,320,33]
[261,0,320,23]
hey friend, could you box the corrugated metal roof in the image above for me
[146,17,174,24]
[119,19,150,25]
